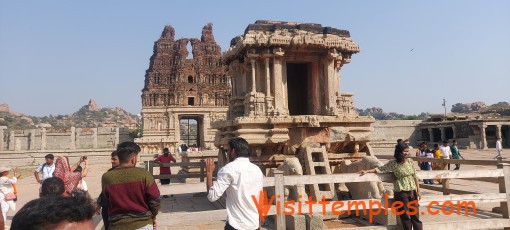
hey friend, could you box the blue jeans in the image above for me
[420,162,434,184]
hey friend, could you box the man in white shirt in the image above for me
[439,141,453,170]
[34,154,56,184]
[206,137,263,230]
[495,138,504,160]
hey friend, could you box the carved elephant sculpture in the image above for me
[267,157,307,202]
[333,156,389,199]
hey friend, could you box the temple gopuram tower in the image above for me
[213,21,375,184]
[136,23,230,154]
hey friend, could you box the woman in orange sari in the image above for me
[53,156,83,194]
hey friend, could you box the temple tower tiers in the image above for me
[136,23,231,154]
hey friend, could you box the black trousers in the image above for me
[225,222,257,230]
[160,173,171,185]
[225,222,236,230]
[101,207,110,230]
[394,190,423,230]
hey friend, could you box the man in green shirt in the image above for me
[450,140,464,170]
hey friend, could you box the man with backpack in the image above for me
[34,154,56,184]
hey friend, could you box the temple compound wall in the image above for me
[370,120,422,148]
[135,24,230,154]
[0,126,131,151]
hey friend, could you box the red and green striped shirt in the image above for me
[101,167,160,230]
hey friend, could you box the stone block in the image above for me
[285,214,306,230]
[358,208,398,226]
[305,214,324,230]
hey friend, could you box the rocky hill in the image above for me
[356,107,429,120]
[0,100,140,130]
[451,101,510,116]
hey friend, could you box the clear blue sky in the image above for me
[1,1,509,116]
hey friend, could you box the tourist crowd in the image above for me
[0,137,506,230]
[1,141,161,230]
[413,139,465,185]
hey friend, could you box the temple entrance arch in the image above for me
[179,116,202,147]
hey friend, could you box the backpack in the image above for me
[41,163,48,172]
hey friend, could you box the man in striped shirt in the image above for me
[101,142,160,230]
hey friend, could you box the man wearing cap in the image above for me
[34,154,55,184]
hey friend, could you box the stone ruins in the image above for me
[417,113,510,149]
[136,23,231,154]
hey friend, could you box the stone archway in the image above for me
[179,116,201,148]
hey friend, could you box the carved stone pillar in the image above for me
[272,48,287,115]
[265,58,271,97]
[70,127,76,150]
[451,126,457,139]
[250,59,256,93]
[0,126,6,151]
[202,115,210,147]
[9,131,16,150]
[115,127,120,147]
[326,58,338,114]
[41,128,47,150]
[231,74,237,96]
[174,114,180,143]
[93,128,98,149]
[480,124,488,150]
[29,130,36,150]
[428,128,434,142]
[335,59,342,100]
[497,125,502,139]
[264,57,273,115]
[440,127,446,142]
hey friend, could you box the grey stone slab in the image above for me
[285,214,306,230]
[306,214,324,230]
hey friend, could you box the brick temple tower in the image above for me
[136,23,230,154]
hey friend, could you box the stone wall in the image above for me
[371,120,422,148]
[45,133,72,150]
[0,127,132,151]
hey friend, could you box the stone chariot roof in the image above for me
[224,20,360,62]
